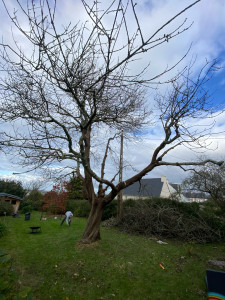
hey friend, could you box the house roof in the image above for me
[170,183,179,192]
[183,192,208,199]
[123,178,163,197]
[0,192,23,201]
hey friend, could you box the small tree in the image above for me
[42,182,67,214]
[183,162,225,208]
[25,188,44,211]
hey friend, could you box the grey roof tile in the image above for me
[0,192,23,200]
[123,178,163,197]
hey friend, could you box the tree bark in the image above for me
[81,199,104,244]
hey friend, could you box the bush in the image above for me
[102,217,118,228]
[0,222,7,237]
[19,199,34,214]
[66,199,118,220]
[118,198,225,243]
[25,189,43,211]
[102,200,117,221]
[20,205,33,214]
[0,201,13,216]
[66,200,91,218]
[32,200,44,211]
[200,200,225,217]
[42,185,67,214]
[123,199,137,208]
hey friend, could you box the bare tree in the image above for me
[183,162,225,207]
[0,0,222,243]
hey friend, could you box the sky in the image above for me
[0,0,225,190]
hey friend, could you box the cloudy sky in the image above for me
[0,0,225,189]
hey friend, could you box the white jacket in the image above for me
[65,211,73,225]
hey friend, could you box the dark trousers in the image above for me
[60,216,66,226]
[60,216,71,226]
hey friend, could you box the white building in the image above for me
[122,176,188,202]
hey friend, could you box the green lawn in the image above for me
[1,212,225,300]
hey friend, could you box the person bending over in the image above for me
[60,211,73,226]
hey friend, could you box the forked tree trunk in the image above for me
[81,199,104,244]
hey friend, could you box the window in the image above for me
[11,200,17,205]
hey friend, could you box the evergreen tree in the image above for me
[0,179,26,198]
[66,177,83,200]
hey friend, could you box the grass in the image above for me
[0,212,225,300]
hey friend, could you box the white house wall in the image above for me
[160,176,176,198]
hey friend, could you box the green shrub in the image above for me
[102,200,117,221]
[25,189,43,211]
[66,199,119,220]
[19,200,34,213]
[74,200,91,218]
[123,199,137,208]
[65,199,78,213]
[66,200,91,218]
[202,212,225,233]
[66,199,118,220]
[20,205,33,214]
[33,200,44,211]
[0,222,7,237]
[0,201,13,216]
[200,200,225,217]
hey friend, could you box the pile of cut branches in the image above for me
[117,198,225,243]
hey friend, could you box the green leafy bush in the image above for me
[66,199,118,220]
[20,204,33,214]
[0,201,13,216]
[102,200,117,221]
[66,200,91,217]
[123,199,137,208]
[200,200,225,217]
[19,198,35,214]
[25,189,44,211]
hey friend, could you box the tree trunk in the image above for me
[81,199,104,244]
